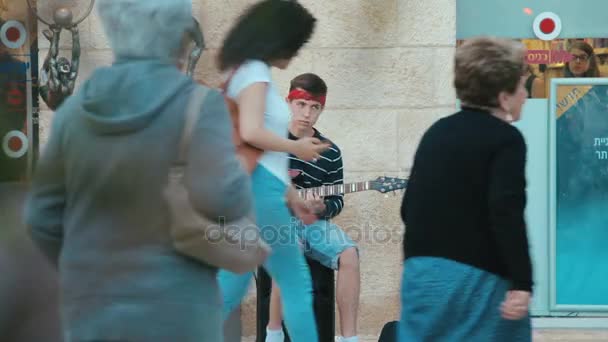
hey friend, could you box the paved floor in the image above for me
[243,329,608,341]
[534,330,608,341]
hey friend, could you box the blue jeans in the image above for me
[217,166,318,342]
[296,219,358,270]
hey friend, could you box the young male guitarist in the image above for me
[266,73,360,342]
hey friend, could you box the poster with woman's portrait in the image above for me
[457,38,608,99]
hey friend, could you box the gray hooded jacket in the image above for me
[24,59,252,341]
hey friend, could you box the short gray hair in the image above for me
[454,37,526,108]
[97,0,193,61]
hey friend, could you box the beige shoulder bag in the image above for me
[164,87,270,274]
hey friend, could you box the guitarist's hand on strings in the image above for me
[290,137,330,162]
[303,191,326,216]
[286,186,318,225]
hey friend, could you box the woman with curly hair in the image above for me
[216,1,328,341]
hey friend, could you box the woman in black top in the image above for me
[524,64,545,98]
[398,37,533,342]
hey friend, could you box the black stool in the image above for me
[256,258,335,342]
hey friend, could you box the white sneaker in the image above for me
[336,336,359,342]
[265,328,285,342]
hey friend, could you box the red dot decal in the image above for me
[533,12,561,40]
[6,27,20,42]
[540,18,555,34]
[8,136,22,152]
[7,88,24,106]
[1,20,27,49]
[2,130,28,159]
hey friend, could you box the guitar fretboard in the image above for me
[298,181,370,197]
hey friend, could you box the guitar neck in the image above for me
[298,181,370,197]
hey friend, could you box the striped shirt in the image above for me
[288,128,344,219]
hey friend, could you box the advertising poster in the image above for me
[0,0,39,183]
[555,83,608,306]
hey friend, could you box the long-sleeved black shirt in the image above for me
[288,128,344,220]
[401,107,533,292]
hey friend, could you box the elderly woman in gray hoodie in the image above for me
[24,0,252,341]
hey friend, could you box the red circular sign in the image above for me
[7,88,24,106]
[2,130,28,159]
[6,27,20,42]
[540,18,556,34]
[533,12,562,41]
[8,136,23,152]
[1,20,27,49]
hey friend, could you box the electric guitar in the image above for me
[297,176,408,198]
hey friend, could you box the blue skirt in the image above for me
[399,257,531,342]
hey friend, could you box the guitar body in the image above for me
[225,96,263,173]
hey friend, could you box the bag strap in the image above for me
[219,65,241,94]
[177,87,208,164]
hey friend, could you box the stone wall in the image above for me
[37,0,457,338]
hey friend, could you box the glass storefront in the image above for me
[458,0,608,316]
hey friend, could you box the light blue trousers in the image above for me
[217,166,318,342]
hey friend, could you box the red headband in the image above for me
[287,88,326,106]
